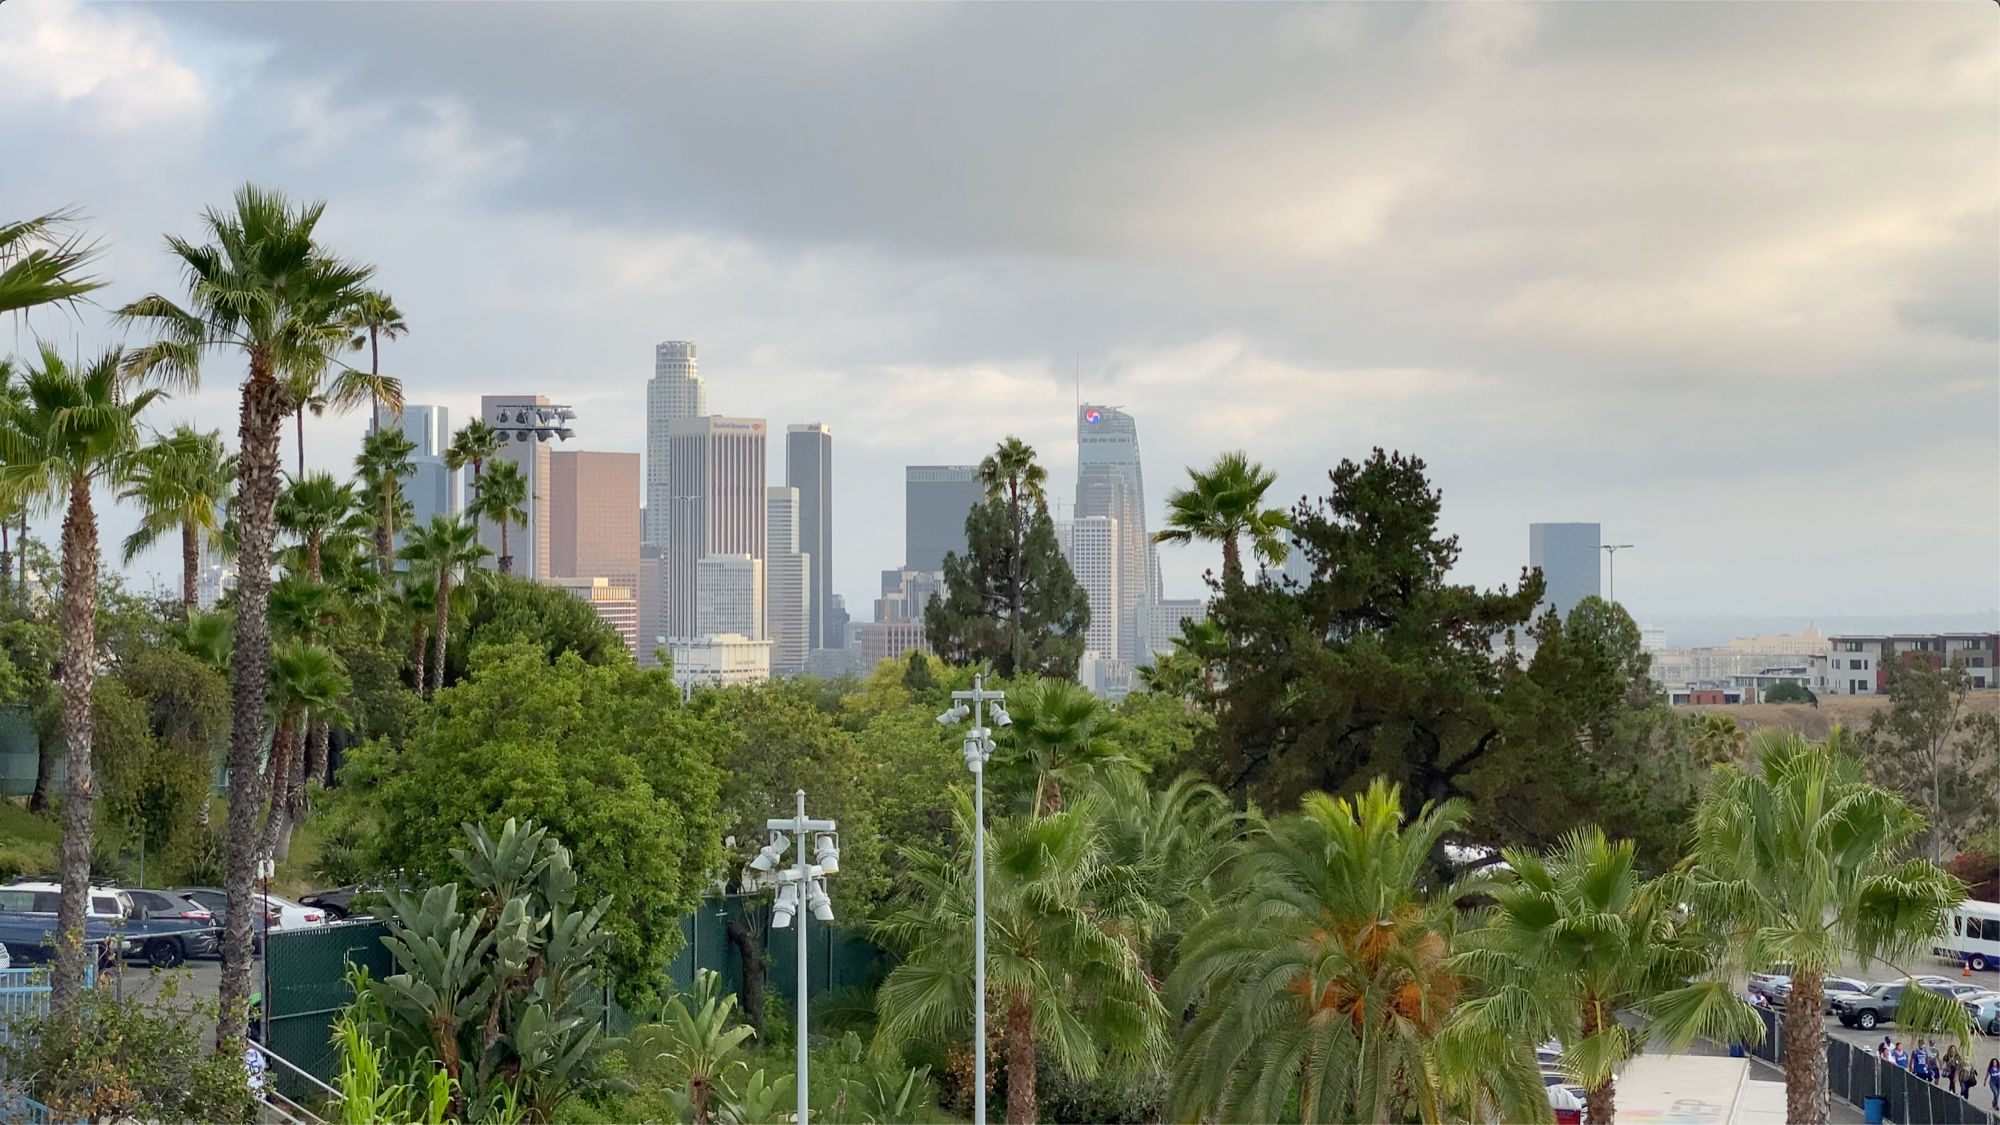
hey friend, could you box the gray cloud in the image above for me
[2,0,1993,618]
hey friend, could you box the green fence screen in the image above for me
[261,920,395,1102]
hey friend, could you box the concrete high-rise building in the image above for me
[696,554,765,640]
[549,451,640,590]
[476,395,576,579]
[645,341,707,548]
[545,577,639,659]
[1528,522,1602,620]
[854,620,930,668]
[906,465,985,574]
[1142,598,1207,660]
[384,404,459,531]
[874,569,943,624]
[765,487,812,675]
[1075,405,1157,664]
[1059,516,1120,659]
[785,424,834,651]
[663,416,768,639]
[637,545,665,667]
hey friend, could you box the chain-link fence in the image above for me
[259,920,394,1102]
[1747,1007,2000,1125]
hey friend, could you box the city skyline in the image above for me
[18,3,1994,621]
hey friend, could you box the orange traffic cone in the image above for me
[1965,960,1973,978]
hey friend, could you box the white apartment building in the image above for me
[1058,516,1120,662]
[1822,633,2000,694]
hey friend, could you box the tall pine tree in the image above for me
[926,437,1089,679]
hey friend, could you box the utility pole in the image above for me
[1602,543,1635,605]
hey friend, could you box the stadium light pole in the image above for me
[1602,543,1635,605]
[753,789,837,1125]
[938,673,1009,1125]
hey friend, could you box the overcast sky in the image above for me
[4,1,1995,625]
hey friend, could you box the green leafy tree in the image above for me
[263,639,348,864]
[1761,681,1813,704]
[1685,729,1974,1125]
[1154,450,1290,588]
[370,818,619,1122]
[401,516,489,697]
[119,183,373,1045]
[1452,827,1752,1125]
[873,798,1164,1125]
[1167,780,1542,1125]
[446,419,505,490]
[356,424,418,572]
[347,643,725,1008]
[451,574,627,682]
[0,618,62,812]
[119,425,234,614]
[473,457,529,575]
[339,288,409,430]
[0,344,163,1011]
[1855,656,1999,859]
[927,439,1088,679]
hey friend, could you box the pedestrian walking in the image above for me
[244,1043,268,1100]
[1959,1059,1977,1101]
[1894,1042,1909,1069]
[1987,1058,1999,1111]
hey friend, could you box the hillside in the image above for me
[1675,691,2000,740]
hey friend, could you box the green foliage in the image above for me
[349,643,724,1008]
[0,973,256,1123]
[371,818,620,1122]
[988,677,1129,817]
[91,674,209,862]
[333,968,454,1125]
[630,968,768,1125]
[1154,449,1290,585]
[1761,680,1813,704]
[1854,657,2000,854]
[452,575,629,681]
[927,438,1088,679]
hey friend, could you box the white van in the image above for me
[1935,899,2000,973]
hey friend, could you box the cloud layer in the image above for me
[4,1,1993,620]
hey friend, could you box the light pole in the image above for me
[937,674,1010,1125]
[1601,543,1635,605]
[752,789,837,1125]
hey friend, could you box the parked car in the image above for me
[0,882,134,921]
[0,883,207,969]
[1910,976,1988,1002]
[297,884,381,921]
[1752,973,1871,1012]
[1833,977,1977,1030]
[1547,1081,1583,1125]
[1962,990,2000,1036]
[170,887,327,932]
[122,889,221,963]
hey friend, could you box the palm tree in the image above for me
[276,471,354,581]
[1452,827,1749,1125]
[354,424,416,572]
[994,677,1129,816]
[1683,729,1973,1125]
[1154,451,1289,589]
[873,799,1163,1125]
[445,418,503,490]
[339,289,408,430]
[1167,779,1540,1125]
[0,344,163,1012]
[117,183,372,1046]
[472,457,527,574]
[977,437,1048,675]
[1689,712,1748,766]
[400,516,488,696]
[262,639,349,864]
[394,569,439,696]
[120,425,234,614]
[0,211,102,315]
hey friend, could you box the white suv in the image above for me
[0,882,136,920]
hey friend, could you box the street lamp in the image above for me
[937,673,1009,1125]
[761,790,837,1125]
[1601,543,1635,605]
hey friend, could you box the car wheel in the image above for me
[1971,954,1991,973]
[1857,1010,1878,1030]
[145,938,185,969]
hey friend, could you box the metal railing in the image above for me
[1745,1008,2000,1125]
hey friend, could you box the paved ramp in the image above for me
[1614,1054,1749,1124]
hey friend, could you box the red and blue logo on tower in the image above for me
[1084,409,1101,425]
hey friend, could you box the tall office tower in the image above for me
[696,554,765,639]
[905,465,985,573]
[1075,405,1156,664]
[384,404,460,529]
[825,594,850,651]
[765,487,812,675]
[637,545,664,667]
[663,416,768,638]
[1528,522,1602,620]
[549,451,641,589]
[476,395,576,579]
[1059,516,1120,658]
[645,342,707,548]
[785,424,834,651]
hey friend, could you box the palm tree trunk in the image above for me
[431,572,452,696]
[1,518,12,599]
[369,326,381,431]
[219,364,287,1050]
[180,517,199,616]
[1007,482,1024,677]
[306,531,322,581]
[1003,988,1037,1125]
[29,730,57,814]
[1221,535,1242,589]
[305,719,331,788]
[261,714,296,865]
[498,520,512,575]
[275,722,308,863]
[50,475,99,1015]
[410,623,428,695]
[377,490,395,574]
[1784,967,1828,1125]
[1581,1000,1617,1125]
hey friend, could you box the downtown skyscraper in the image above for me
[1074,404,1158,664]
[785,424,833,651]
[645,341,706,548]
[765,485,812,674]
[661,415,768,640]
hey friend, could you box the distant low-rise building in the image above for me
[1824,633,1999,694]
[670,633,771,690]
[855,620,929,669]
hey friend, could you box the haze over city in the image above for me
[5,0,1994,623]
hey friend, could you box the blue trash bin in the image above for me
[1862,1095,1886,1124]
[1729,1041,1746,1058]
